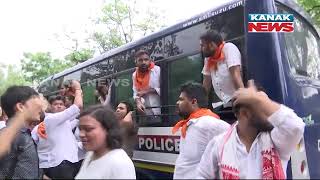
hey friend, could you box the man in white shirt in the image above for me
[172,82,229,179]
[35,80,83,179]
[197,80,305,179]
[201,30,244,108]
[132,50,161,116]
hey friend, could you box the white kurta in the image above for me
[173,116,230,179]
[197,105,305,179]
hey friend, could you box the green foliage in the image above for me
[0,64,30,96]
[92,31,124,53]
[21,52,71,84]
[19,0,165,84]
[298,0,320,28]
[92,0,164,52]
[65,48,94,64]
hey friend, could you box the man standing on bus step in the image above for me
[172,82,229,179]
[132,50,161,117]
[197,80,305,179]
[201,30,244,108]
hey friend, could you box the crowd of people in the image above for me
[0,30,305,179]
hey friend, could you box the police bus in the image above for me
[37,0,320,178]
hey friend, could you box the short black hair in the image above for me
[180,82,208,108]
[200,30,223,46]
[134,49,149,59]
[49,95,66,105]
[0,86,39,118]
[118,101,134,114]
[80,105,122,149]
[233,81,266,115]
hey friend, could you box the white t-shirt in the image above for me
[173,116,230,179]
[202,42,241,105]
[75,149,136,179]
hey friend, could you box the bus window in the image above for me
[63,70,82,82]
[114,72,134,105]
[82,84,97,107]
[164,5,244,58]
[135,38,165,61]
[167,54,203,125]
[281,9,320,79]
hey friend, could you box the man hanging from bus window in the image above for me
[34,80,83,179]
[197,80,305,179]
[132,50,161,116]
[172,82,229,179]
[200,30,244,108]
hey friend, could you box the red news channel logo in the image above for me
[248,14,294,32]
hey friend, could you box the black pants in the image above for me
[44,160,82,179]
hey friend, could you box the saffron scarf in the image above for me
[218,123,285,179]
[172,108,220,138]
[134,62,155,91]
[206,42,225,72]
[37,122,47,139]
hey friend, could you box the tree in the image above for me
[0,65,30,96]
[65,48,94,64]
[54,31,95,64]
[21,52,71,84]
[92,0,165,53]
[298,0,320,28]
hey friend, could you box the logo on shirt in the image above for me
[248,14,294,32]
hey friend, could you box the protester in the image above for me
[115,101,138,158]
[76,105,136,179]
[97,78,112,107]
[0,86,43,179]
[132,50,161,116]
[200,30,244,108]
[197,80,305,179]
[37,80,83,179]
[172,82,230,179]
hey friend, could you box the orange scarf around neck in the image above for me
[172,108,220,138]
[37,122,47,139]
[134,62,155,91]
[206,42,225,72]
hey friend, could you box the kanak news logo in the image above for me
[248,14,294,32]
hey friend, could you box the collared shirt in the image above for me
[0,127,39,179]
[197,105,305,179]
[173,116,230,179]
[202,42,241,105]
[132,65,161,115]
[31,104,80,168]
